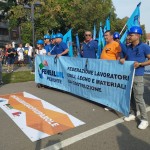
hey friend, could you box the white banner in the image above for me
[0,92,85,142]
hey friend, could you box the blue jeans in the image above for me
[7,57,15,65]
[28,56,32,68]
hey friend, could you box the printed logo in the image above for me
[38,60,64,79]
[134,15,140,24]
[12,112,22,117]
[105,48,111,53]
[5,104,13,109]
[38,60,48,78]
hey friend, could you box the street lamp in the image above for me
[24,1,42,72]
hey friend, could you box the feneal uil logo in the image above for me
[38,60,48,78]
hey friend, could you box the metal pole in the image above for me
[18,25,21,43]
[31,4,35,72]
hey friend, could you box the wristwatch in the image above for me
[139,63,142,66]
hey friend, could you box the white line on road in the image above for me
[41,106,150,150]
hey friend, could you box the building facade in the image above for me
[0,15,20,48]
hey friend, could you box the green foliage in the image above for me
[141,25,146,42]
[2,0,147,43]
[6,0,116,42]
[2,71,34,84]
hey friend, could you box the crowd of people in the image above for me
[81,26,150,130]
[0,43,33,70]
[0,26,150,130]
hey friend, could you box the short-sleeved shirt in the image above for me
[82,40,98,58]
[36,49,46,55]
[125,42,150,76]
[52,41,68,56]
[120,42,127,58]
[17,47,24,54]
[100,41,121,60]
[44,44,52,55]
[27,46,33,57]
[7,48,16,58]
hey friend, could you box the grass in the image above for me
[2,71,35,84]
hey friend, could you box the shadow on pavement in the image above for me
[40,139,63,150]
[34,121,62,150]
[144,75,150,106]
[117,124,150,150]
[38,85,123,118]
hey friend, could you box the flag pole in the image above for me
[120,23,127,35]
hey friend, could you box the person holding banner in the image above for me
[36,40,46,88]
[100,30,121,111]
[113,32,127,58]
[81,31,98,58]
[120,26,150,130]
[51,33,69,57]
[100,30,121,60]
[51,35,56,47]
[49,34,56,55]
[36,40,46,55]
[44,34,51,55]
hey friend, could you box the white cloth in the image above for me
[36,49,46,55]
[17,47,24,61]
[27,46,33,57]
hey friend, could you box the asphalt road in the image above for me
[0,75,150,150]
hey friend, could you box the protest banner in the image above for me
[35,56,135,116]
[144,65,150,74]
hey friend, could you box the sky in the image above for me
[112,0,150,33]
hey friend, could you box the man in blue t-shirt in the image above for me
[120,26,150,130]
[113,32,127,58]
[51,33,69,57]
[50,34,56,55]
[81,31,98,58]
[44,34,52,55]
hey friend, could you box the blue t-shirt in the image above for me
[125,42,150,76]
[52,41,68,56]
[44,44,52,55]
[120,42,127,58]
[50,44,56,55]
[82,40,98,58]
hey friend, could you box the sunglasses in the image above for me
[85,34,91,37]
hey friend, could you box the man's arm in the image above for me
[116,52,121,60]
[115,42,122,60]
[134,54,150,68]
[57,49,69,57]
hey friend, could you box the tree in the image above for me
[4,0,147,44]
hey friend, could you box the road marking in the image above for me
[41,106,150,150]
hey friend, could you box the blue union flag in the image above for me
[126,2,141,29]
[121,2,141,43]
